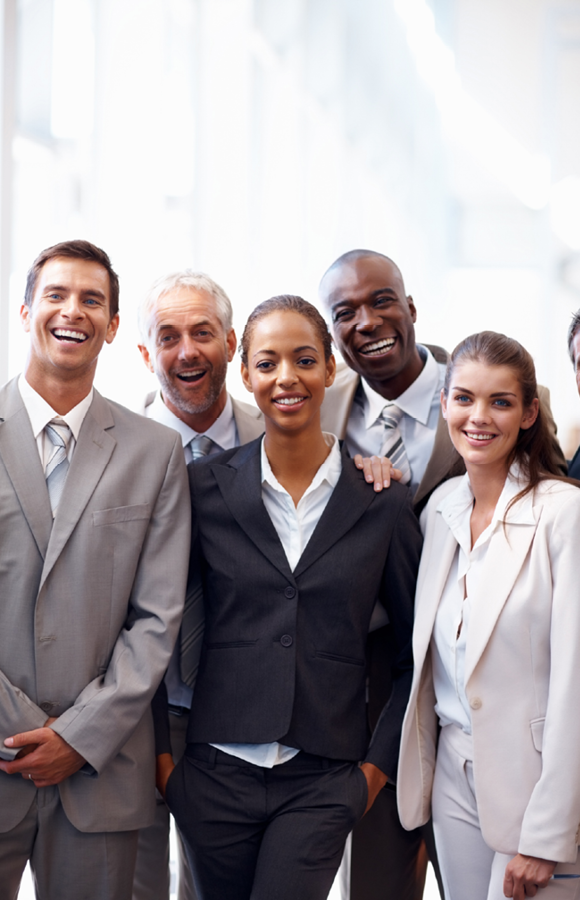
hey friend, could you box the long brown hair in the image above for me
[443,331,567,506]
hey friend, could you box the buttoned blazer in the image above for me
[183,438,422,779]
[320,360,564,511]
[141,390,265,445]
[397,476,580,863]
[0,378,190,834]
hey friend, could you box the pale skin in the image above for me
[0,256,118,786]
[156,309,388,812]
[443,360,556,898]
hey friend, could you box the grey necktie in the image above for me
[45,419,72,515]
[378,404,411,485]
[189,434,215,461]
[180,433,215,688]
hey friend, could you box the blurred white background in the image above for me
[2,0,580,452]
[4,1,580,895]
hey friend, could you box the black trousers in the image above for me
[166,743,368,900]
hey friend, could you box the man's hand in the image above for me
[0,722,85,787]
[354,454,403,492]
[503,854,556,898]
[359,762,388,815]
[156,753,175,800]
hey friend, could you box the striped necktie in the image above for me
[180,433,215,687]
[378,404,411,485]
[45,419,72,515]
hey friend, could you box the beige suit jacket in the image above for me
[397,476,580,862]
[0,378,191,833]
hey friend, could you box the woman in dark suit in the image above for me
[155,295,422,900]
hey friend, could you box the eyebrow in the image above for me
[452,386,518,398]
[43,283,107,300]
[156,319,213,332]
[330,287,398,310]
[252,344,319,359]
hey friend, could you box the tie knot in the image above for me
[45,418,72,450]
[190,434,215,461]
[379,404,403,429]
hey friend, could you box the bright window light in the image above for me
[550,176,580,251]
[394,0,551,210]
[51,0,95,139]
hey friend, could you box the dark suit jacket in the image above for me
[172,438,422,780]
[568,445,580,480]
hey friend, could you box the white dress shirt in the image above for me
[146,389,240,709]
[213,433,342,768]
[18,374,93,467]
[431,467,526,735]
[345,346,445,495]
[146,389,238,461]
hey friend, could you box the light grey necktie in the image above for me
[45,419,72,515]
[180,433,215,688]
[189,434,215,461]
[378,404,411,485]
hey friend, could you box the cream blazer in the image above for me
[397,474,580,863]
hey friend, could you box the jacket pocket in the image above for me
[93,504,151,526]
[530,717,545,752]
[315,650,365,666]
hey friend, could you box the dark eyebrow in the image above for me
[252,344,320,359]
[43,283,107,300]
[330,287,398,311]
[452,386,518,398]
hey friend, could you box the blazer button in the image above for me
[470,697,482,710]
[40,701,53,712]
[284,586,296,599]
[280,634,293,648]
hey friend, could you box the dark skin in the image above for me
[319,253,424,400]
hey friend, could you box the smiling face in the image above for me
[319,254,423,397]
[241,309,336,436]
[138,286,236,430]
[20,256,118,388]
[442,360,539,477]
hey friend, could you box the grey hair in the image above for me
[567,309,580,365]
[138,270,233,344]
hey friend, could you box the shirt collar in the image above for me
[361,345,441,429]
[18,374,94,441]
[438,461,535,541]
[261,433,342,496]
[150,389,235,451]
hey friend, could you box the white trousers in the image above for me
[432,725,580,900]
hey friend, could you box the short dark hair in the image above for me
[240,295,333,364]
[567,309,580,365]
[24,240,120,318]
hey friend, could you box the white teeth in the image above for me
[466,432,495,441]
[360,338,396,355]
[177,370,205,381]
[53,329,87,342]
[275,397,304,405]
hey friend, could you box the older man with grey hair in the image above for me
[133,270,264,900]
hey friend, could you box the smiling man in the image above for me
[0,240,191,900]
[134,271,264,900]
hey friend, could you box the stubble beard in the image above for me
[159,357,228,417]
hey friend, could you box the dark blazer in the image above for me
[568,445,580,480]
[180,437,422,780]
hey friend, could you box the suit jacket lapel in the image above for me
[414,409,464,509]
[0,380,52,557]
[412,523,458,672]
[210,440,294,581]
[294,445,376,578]
[464,504,538,685]
[40,392,116,590]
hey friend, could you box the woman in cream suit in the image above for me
[397,331,580,900]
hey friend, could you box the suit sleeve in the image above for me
[50,434,191,773]
[363,489,422,779]
[518,491,580,861]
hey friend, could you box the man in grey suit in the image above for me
[318,248,564,900]
[133,270,264,900]
[0,240,191,900]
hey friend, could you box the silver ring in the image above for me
[28,773,32,780]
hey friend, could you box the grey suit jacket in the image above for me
[141,390,264,446]
[0,378,191,834]
[320,358,564,512]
